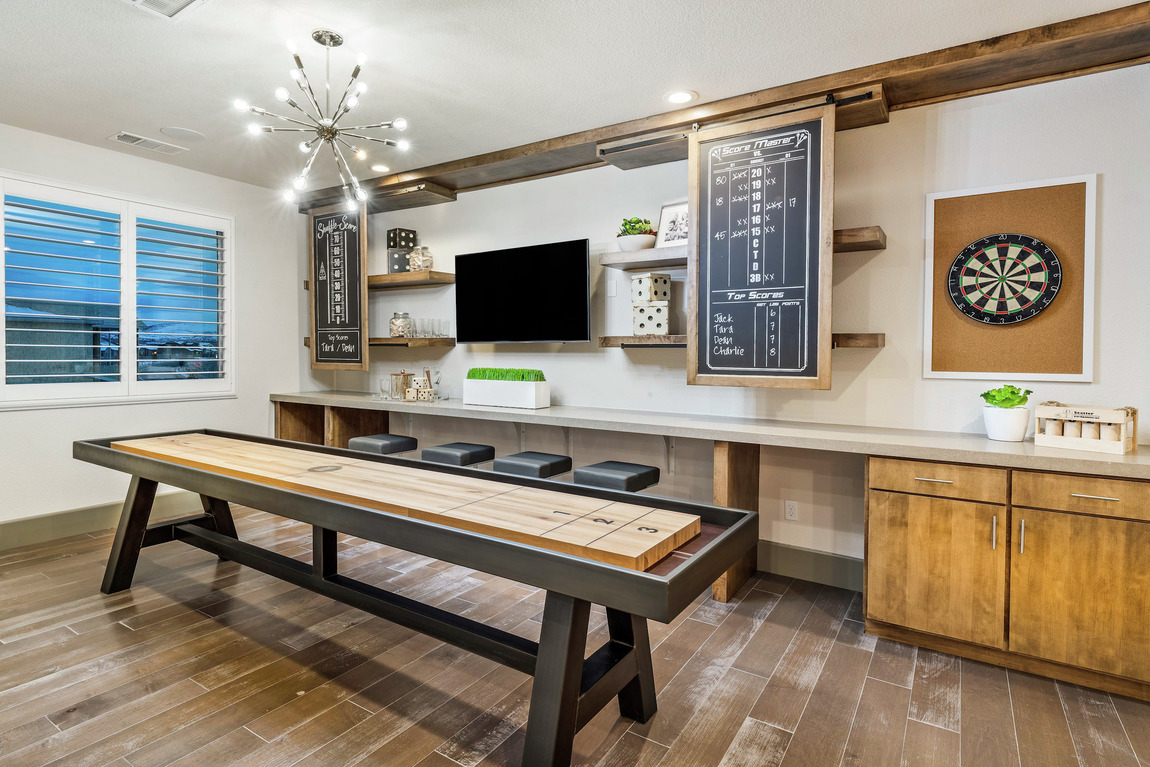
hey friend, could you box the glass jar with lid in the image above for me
[389,311,413,338]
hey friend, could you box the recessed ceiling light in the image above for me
[160,126,205,142]
[370,164,390,173]
[665,90,699,104]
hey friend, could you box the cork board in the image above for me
[924,177,1095,381]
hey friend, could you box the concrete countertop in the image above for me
[271,390,1150,480]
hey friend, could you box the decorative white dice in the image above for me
[632,302,669,335]
[416,388,433,401]
[630,273,670,303]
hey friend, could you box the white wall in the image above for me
[0,123,301,525]
[310,64,1149,559]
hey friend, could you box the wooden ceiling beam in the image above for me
[296,3,1150,212]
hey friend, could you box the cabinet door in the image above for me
[867,490,1006,648]
[1010,510,1150,681]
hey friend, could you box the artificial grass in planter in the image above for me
[465,367,546,382]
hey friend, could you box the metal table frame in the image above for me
[74,429,757,767]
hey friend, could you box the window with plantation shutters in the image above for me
[135,217,225,382]
[0,177,233,406]
[3,193,123,389]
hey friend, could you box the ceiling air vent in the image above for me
[120,0,211,21]
[109,132,189,156]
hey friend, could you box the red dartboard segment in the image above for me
[947,234,1061,325]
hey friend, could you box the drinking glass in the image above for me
[377,377,389,401]
[431,368,443,399]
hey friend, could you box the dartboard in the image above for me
[947,233,1061,324]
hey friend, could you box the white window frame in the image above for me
[0,171,236,409]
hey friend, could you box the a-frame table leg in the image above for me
[523,591,591,767]
[606,608,657,722]
[101,476,159,594]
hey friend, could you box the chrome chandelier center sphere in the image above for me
[234,29,409,210]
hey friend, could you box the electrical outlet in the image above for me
[606,279,617,297]
[784,500,799,521]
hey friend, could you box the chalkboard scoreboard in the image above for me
[687,106,835,389]
[308,203,369,371]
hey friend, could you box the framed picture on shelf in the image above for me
[655,201,688,247]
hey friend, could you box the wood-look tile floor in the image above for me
[1,507,1148,767]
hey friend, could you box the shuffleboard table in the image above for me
[74,430,757,767]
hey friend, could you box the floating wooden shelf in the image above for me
[832,226,887,252]
[368,270,455,290]
[599,226,887,271]
[599,245,688,271]
[599,335,687,348]
[830,333,885,349]
[599,333,885,350]
[304,337,456,349]
[305,270,455,291]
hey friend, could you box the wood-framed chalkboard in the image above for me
[308,202,369,371]
[687,105,835,389]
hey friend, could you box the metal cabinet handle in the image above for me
[914,477,954,484]
[1070,493,1120,502]
[992,515,997,550]
[1019,519,1025,554]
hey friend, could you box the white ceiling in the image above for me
[0,0,1129,192]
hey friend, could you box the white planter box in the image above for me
[463,379,550,409]
[983,405,1031,442]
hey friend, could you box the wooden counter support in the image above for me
[711,441,760,601]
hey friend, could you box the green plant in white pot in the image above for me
[616,217,657,251]
[981,384,1034,442]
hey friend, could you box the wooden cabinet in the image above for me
[867,456,1150,700]
[1010,509,1150,681]
[867,490,1006,648]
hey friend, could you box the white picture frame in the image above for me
[655,201,688,248]
[923,174,1096,382]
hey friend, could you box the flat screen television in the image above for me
[454,239,590,343]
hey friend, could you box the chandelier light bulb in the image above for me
[233,98,250,112]
[392,117,408,131]
[282,188,296,202]
[345,197,358,211]
[346,95,359,110]
[247,123,262,135]
[397,139,410,151]
[355,148,367,161]
[298,141,311,153]
[355,187,369,201]
[356,53,367,66]
[292,175,308,190]
[286,39,298,54]
[356,82,367,94]
[289,68,302,81]
[274,87,290,102]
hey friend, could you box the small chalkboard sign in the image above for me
[308,203,369,371]
[687,105,835,389]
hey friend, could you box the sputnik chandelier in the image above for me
[234,28,409,209]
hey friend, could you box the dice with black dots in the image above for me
[632,303,669,335]
[630,272,670,303]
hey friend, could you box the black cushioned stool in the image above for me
[493,451,572,479]
[573,461,660,492]
[347,433,418,455]
[422,442,495,467]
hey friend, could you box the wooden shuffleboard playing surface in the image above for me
[111,433,700,571]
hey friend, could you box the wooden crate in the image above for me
[1034,402,1138,455]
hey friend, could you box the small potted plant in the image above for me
[617,217,657,251]
[981,384,1034,442]
[463,367,550,409]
